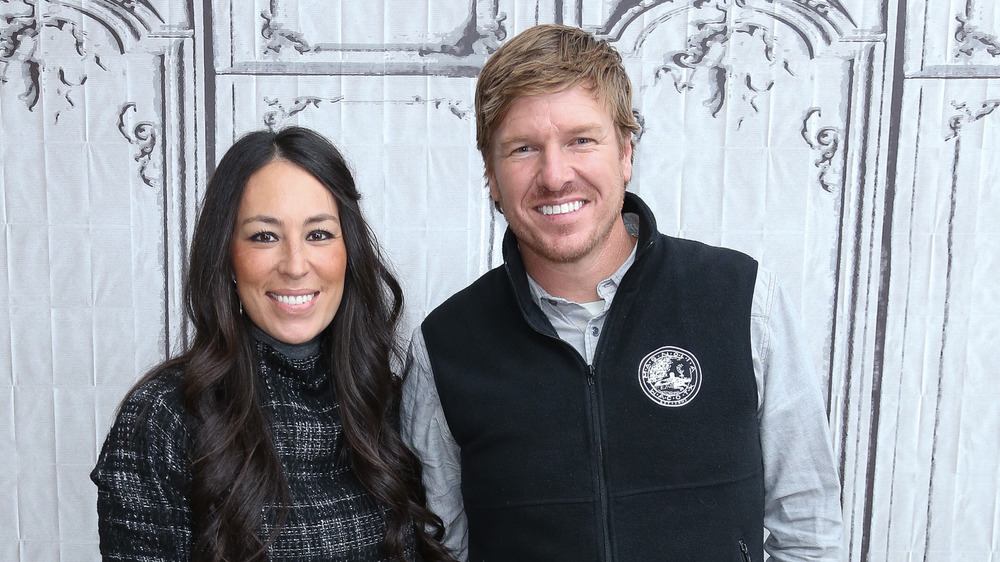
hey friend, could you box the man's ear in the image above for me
[621,137,633,184]
[487,173,503,213]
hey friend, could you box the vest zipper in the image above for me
[587,364,613,560]
[739,539,751,562]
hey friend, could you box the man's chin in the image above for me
[521,236,593,264]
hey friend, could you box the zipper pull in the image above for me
[587,364,596,385]
[739,539,751,562]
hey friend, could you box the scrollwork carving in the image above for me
[801,107,841,192]
[1,3,99,117]
[260,0,506,59]
[632,109,646,143]
[260,5,314,55]
[0,5,41,108]
[654,2,794,121]
[411,95,475,120]
[798,0,841,18]
[418,10,507,57]
[954,14,1000,59]
[263,96,344,129]
[946,100,1000,141]
[1,0,161,121]
[117,103,160,188]
[602,0,855,43]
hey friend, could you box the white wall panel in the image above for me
[873,76,1000,561]
[2,0,1000,560]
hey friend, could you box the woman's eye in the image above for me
[307,230,335,242]
[250,231,277,243]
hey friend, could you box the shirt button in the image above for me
[591,326,600,337]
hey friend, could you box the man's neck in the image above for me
[522,221,636,303]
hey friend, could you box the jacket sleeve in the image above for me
[91,376,193,561]
[752,267,845,561]
[400,327,469,561]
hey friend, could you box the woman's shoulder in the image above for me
[116,368,186,428]
[93,367,191,481]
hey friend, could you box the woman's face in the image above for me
[231,160,348,344]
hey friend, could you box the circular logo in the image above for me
[637,346,702,407]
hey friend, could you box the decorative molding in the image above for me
[257,0,506,64]
[945,99,1000,140]
[117,102,160,188]
[418,9,506,57]
[0,4,39,107]
[797,0,851,20]
[260,7,313,56]
[652,7,794,121]
[411,95,475,120]
[262,96,344,129]
[801,107,842,192]
[62,0,164,46]
[954,14,1000,59]
[0,0,164,120]
[632,109,646,143]
[260,93,473,132]
[599,0,856,44]
[1,6,101,115]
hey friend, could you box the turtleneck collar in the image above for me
[249,323,328,390]
[249,323,322,360]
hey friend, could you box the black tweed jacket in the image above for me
[91,328,416,561]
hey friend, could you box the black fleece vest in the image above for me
[423,193,764,562]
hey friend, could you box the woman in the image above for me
[92,127,453,561]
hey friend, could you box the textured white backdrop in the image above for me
[1,0,999,560]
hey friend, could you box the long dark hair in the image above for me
[147,127,450,561]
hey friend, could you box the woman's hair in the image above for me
[475,24,640,178]
[145,126,450,561]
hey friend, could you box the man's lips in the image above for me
[538,200,584,216]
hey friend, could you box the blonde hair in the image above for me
[475,24,640,177]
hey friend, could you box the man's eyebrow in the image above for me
[497,123,606,146]
[497,134,532,148]
[564,123,606,136]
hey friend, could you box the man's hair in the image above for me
[475,24,640,177]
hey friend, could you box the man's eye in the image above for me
[514,146,532,153]
[575,138,593,145]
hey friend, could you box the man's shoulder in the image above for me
[659,234,754,259]
[655,234,758,272]
[425,265,510,323]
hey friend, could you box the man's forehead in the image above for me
[497,89,612,131]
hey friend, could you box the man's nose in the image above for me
[538,148,574,190]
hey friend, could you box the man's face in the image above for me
[488,85,632,267]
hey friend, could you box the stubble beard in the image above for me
[506,182,627,265]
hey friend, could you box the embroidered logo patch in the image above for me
[637,346,702,407]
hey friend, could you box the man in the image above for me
[402,24,843,561]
